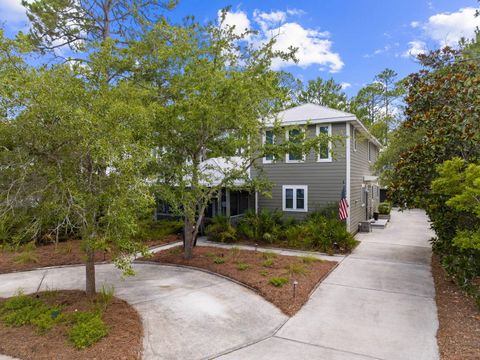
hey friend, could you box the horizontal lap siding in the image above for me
[349,124,380,233]
[254,123,347,221]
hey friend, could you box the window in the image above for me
[316,124,332,162]
[282,185,308,212]
[286,129,304,163]
[353,128,357,151]
[368,141,372,162]
[263,130,275,163]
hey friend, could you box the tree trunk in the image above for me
[183,217,194,260]
[85,247,96,296]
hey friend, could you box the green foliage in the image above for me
[237,210,283,243]
[298,78,348,110]
[269,277,289,287]
[212,256,225,264]
[236,262,249,271]
[286,263,308,275]
[261,251,277,260]
[136,219,183,242]
[0,291,63,334]
[262,258,274,268]
[383,48,480,307]
[378,202,392,215]
[205,216,237,243]
[308,203,339,220]
[94,286,115,313]
[259,270,269,277]
[68,311,108,349]
[301,255,319,264]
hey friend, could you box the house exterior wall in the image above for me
[253,123,347,221]
[348,124,380,233]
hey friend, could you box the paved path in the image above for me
[219,209,440,360]
[0,209,439,360]
[0,264,287,360]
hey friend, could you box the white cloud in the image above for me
[423,7,480,47]
[340,82,351,90]
[286,8,306,17]
[410,21,420,28]
[0,0,31,24]
[402,40,427,58]
[218,9,251,37]
[222,9,343,73]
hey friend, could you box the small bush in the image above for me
[262,258,274,267]
[0,291,62,333]
[68,312,108,349]
[378,202,392,215]
[205,252,216,258]
[286,263,308,275]
[301,255,319,264]
[261,251,277,260]
[236,262,249,271]
[269,277,289,287]
[205,216,237,243]
[95,285,114,313]
[259,270,269,277]
[213,256,225,264]
[136,219,183,241]
[237,209,283,243]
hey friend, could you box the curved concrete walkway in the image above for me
[0,263,287,360]
[219,209,440,360]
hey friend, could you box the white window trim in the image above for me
[368,141,372,163]
[353,128,357,152]
[282,185,308,212]
[263,130,275,164]
[316,124,332,162]
[285,129,306,163]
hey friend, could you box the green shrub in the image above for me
[136,219,183,241]
[0,291,62,333]
[68,312,108,349]
[213,256,225,264]
[262,258,274,267]
[236,262,249,271]
[259,270,269,277]
[301,255,319,264]
[261,251,277,260]
[205,216,237,243]
[237,209,283,243]
[269,277,289,287]
[378,202,392,215]
[95,286,114,313]
[308,202,339,220]
[13,251,39,264]
[286,263,308,275]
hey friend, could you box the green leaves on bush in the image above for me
[0,291,63,334]
[237,210,283,243]
[236,262,249,271]
[262,258,274,267]
[68,312,108,349]
[205,216,237,243]
[212,256,225,264]
[269,277,289,287]
[286,263,308,275]
[378,202,392,215]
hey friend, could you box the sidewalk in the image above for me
[220,209,440,360]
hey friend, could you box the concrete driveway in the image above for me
[0,263,287,360]
[220,209,440,360]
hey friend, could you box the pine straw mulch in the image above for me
[142,245,337,316]
[0,235,179,274]
[432,255,480,359]
[0,290,143,360]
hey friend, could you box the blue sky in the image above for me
[1,0,479,96]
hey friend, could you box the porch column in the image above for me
[225,189,231,218]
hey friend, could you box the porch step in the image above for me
[369,219,388,229]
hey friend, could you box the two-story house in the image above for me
[156,103,382,234]
[252,103,382,234]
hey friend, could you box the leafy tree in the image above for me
[133,15,331,260]
[22,0,177,51]
[0,32,154,295]
[298,77,348,110]
[277,71,303,108]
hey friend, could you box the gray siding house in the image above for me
[253,103,382,234]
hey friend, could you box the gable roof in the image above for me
[267,103,382,148]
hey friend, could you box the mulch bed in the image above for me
[0,290,143,360]
[0,235,179,274]
[143,246,337,316]
[432,255,480,359]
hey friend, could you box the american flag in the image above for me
[339,184,349,221]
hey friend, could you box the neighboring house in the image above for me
[253,103,382,234]
[156,103,382,234]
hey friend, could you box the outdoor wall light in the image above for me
[293,280,298,299]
